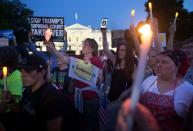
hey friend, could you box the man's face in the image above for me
[20,69,44,87]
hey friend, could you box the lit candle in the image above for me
[127,24,153,130]
[3,66,8,91]
[149,2,153,20]
[174,12,178,24]
[131,9,135,25]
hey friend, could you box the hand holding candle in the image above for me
[3,66,8,91]
[127,24,153,130]
[131,9,135,25]
[149,2,153,20]
[174,12,178,25]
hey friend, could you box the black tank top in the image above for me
[108,69,132,101]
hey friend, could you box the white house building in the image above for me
[65,23,112,55]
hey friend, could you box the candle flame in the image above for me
[131,9,135,16]
[149,2,152,10]
[175,12,179,18]
[3,66,7,78]
[139,24,151,34]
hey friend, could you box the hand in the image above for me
[116,99,132,131]
[100,27,107,34]
[45,28,52,42]
[116,99,160,131]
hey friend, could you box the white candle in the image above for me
[127,24,153,130]
[131,9,135,25]
[174,12,178,24]
[3,66,8,91]
[149,2,153,20]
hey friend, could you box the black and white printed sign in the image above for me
[30,17,64,42]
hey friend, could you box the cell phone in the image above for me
[101,18,108,29]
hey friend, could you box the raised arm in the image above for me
[151,18,164,53]
[101,28,116,65]
[167,23,176,50]
[46,42,70,65]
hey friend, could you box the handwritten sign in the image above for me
[68,57,99,87]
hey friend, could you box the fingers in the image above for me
[101,27,107,33]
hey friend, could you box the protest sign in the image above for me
[68,57,99,87]
[30,16,64,42]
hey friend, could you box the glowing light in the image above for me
[148,2,152,10]
[131,9,135,16]
[175,12,179,17]
[3,66,8,91]
[3,66,7,78]
[139,24,151,34]
[149,2,153,20]
[174,12,179,24]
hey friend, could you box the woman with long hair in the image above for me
[101,28,135,102]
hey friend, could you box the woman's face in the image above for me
[118,45,127,59]
[82,41,93,55]
[155,55,178,78]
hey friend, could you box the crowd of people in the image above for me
[0,17,193,131]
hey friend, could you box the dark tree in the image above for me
[0,0,33,31]
[144,0,193,43]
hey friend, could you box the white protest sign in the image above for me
[68,57,99,87]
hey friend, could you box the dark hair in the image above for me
[115,41,135,80]
[0,46,19,70]
[84,38,98,56]
[20,54,48,79]
[160,50,190,77]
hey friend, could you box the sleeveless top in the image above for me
[108,69,132,101]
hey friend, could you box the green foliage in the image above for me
[0,0,33,30]
[145,0,193,42]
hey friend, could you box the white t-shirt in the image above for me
[141,75,193,118]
